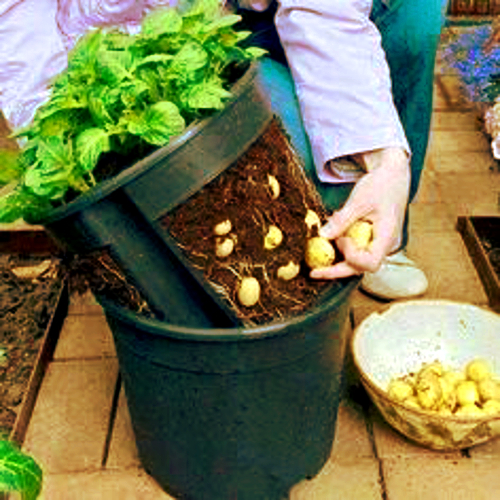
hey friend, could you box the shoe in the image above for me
[360,250,428,301]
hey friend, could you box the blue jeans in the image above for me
[238,0,448,249]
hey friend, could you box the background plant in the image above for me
[0,439,42,500]
[0,0,265,223]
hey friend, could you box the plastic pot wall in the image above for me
[99,276,359,500]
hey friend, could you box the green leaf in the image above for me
[76,128,110,172]
[128,101,185,146]
[185,78,232,110]
[244,46,268,59]
[0,440,43,500]
[170,42,208,75]
[98,48,133,85]
[135,53,175,68]
[142,8,183,37]
[0,149,22,186]
[201,14,242,34]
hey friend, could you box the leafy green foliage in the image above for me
[0,440,43,500]
[0,0,265,223]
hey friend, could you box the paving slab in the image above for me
[106,387,141,470]
[436,171,500,218]
[382,457,500,500]
[428,150,496,175]
[430,130,491,154]
[431,110,482,131]
[40,469,175,500]
[406,226,490,305]
[289,459,383,500]
[54,313,116,360]
[23,358,119,474]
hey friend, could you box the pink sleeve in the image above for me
[274,0,410,183]
[0,0,67,131]
[0,0,175,131]
[56,0,178,47]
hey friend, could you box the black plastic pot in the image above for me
[99,275,359,500]
[28,63,272,326]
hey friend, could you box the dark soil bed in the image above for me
[161,119,343,325]
[0,255,63,435]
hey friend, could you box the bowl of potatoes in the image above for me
[351,300,500,450]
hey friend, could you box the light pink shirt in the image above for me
[0,0,409,182]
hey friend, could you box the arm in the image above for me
[273,0,411,277]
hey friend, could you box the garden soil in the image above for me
[0,256,62,435]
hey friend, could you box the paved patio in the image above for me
[12,46,500,499]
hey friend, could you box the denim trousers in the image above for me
[237,0,449,249]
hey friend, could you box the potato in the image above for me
[442,370,465,388]
[214,219,232,236]
[482,399,500,414]
[456,381,480,407]
[466,359,491,382]
[346,220,373,249]
[268,174,280,199]
[438,376,457,411]
[416,371,442,410]
[264,225,283,250]
[304,209,321,230]
[237,277,260,307]
[387,378,414,402]
[305,237,336,269]
[420,361,444,378]
[403,396,421,410]
[478,378,500,402]
[215,237,234,258]
[277,261,300,281]
[455,404,484,417]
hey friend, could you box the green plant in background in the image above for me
[0,0,265,223]
[0,439,42,500]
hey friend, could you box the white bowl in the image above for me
[351,300,500,450]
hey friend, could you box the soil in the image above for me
[0,255,63,436]
[480,237,500,278]
[162,118,345,325]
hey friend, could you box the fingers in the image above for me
[310,260,362,280]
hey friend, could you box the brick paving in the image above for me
[14,70,500,499]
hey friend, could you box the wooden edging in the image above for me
[456,216,500,313]
[8,278,69,446]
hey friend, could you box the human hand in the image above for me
[310,147,410,280]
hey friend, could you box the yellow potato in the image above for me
[346,220,373,249]
[387,379,414,402]
[215,237,234,258]
[482,399,500,414]
[237,277,260,307]
[478,378,500,402]
[304,209,321,230]
[466,359,491,382]
[403,396,421,410]
[416,372,442,410]
[438,376,457,411]
[214,219,232,236]
[455,404,484,417]
[305,237,336,269]
[264,225,283,250]
[276,261,300,281]
[456,381,480,407]
[268,174,280,199]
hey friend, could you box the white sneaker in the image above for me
[360,250,428,301]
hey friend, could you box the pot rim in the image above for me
[100,275,361,342]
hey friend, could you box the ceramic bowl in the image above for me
[351,300,500,450]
